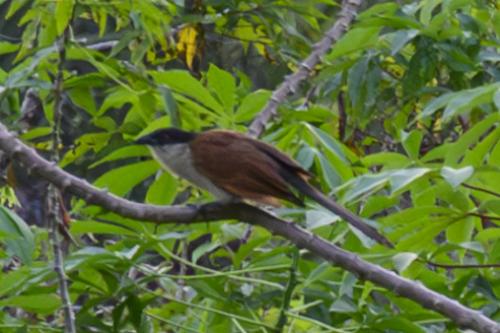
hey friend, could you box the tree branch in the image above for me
[48,29,76,333]
[0,122,498,333]
[248,0,362,137]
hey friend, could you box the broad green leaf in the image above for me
[151,70,224,115]
[234,90,271,122]
[145,172,178,205]
[361,152,410,169]
[207,64,236,113]
[328,27,381,60]
[0,41,19,55]
[305,208,340,230]
[446,216,474,243]
[341,173,389,202]
[303,124,348,163]
[392,252,418,273]
[401,130,423,160]
[390,29,419,55]
[442,83,500,121]
[94,160,159,197]
[441,166,474,188]
[373,317,425,333]
[0,269,30,296]
[481,200,500,215]
[20,126,52,140]
[60,133,111,167]
[68,87,97,116]
[89,145,149,169]
[192,241,221,264]
[0,207,34,264]
[55,0,74,35]
[134,116,170,138]
[6,0,29,19]
[316,153,341,189]
[0,294,61,315]
[421,83,500,120]
[389,168,430,194]
[159,86,180,127]
[476,229,500,243]
[329,295,357,313]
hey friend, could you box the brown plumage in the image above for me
[190,130,310,207]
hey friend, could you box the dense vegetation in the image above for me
[0,0,499,332]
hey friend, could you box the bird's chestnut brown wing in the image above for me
[190,131,303,206]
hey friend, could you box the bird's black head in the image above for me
[135,128,197,146]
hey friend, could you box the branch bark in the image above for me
[248,0,362,137]
[0,122,498,333]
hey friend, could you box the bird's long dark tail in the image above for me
[286,174,393,248]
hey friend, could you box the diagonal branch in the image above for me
[0,122,498,333]
[248,0,362,137]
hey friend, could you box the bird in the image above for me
[135,128,392,247]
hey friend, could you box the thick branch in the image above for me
[248,0,362,137]
[0,123,498,333]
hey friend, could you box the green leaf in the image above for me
[476,229,500,243]
[0,294,61,315]
[361,152,410,169]
[145,172,178,205]
[89,145,149,169]
[373,317,425,333]
[159,86,180,127]
[441,166,474,188]
[446,216,474,243]
[207,64,236,113]
[401,130,423,160]
[0,41,20,56]
[442,83,500,121]
[303,124,348,163]
[6,0,29,19]
[421,83,500,120]
[390,29,419,55]
[68,87,97,116]
[94,160,159,196]
[234,90,271,122]
[389,168,430,193]
[305,208,340,230]
[481,200,500,215]
[55,0,74,35]
[328,27,381,60]
[192,241,220,264]
[392,252,418,273]
[151,70,224,115]
[0,207,34,264]
[341,173,389,202]
[329,295,357,313]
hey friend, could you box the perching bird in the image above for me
[135,128,392,247]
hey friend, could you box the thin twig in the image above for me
[427,261,500,269]
[462,183,500,198]
[248,0,362,137]
[0,124,498,333]
[468,213,500,221]
[47,29,76,333]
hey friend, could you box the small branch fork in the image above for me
[248,0,362,137]
[0,123,498,333]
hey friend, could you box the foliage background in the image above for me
[0,0,499,332]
